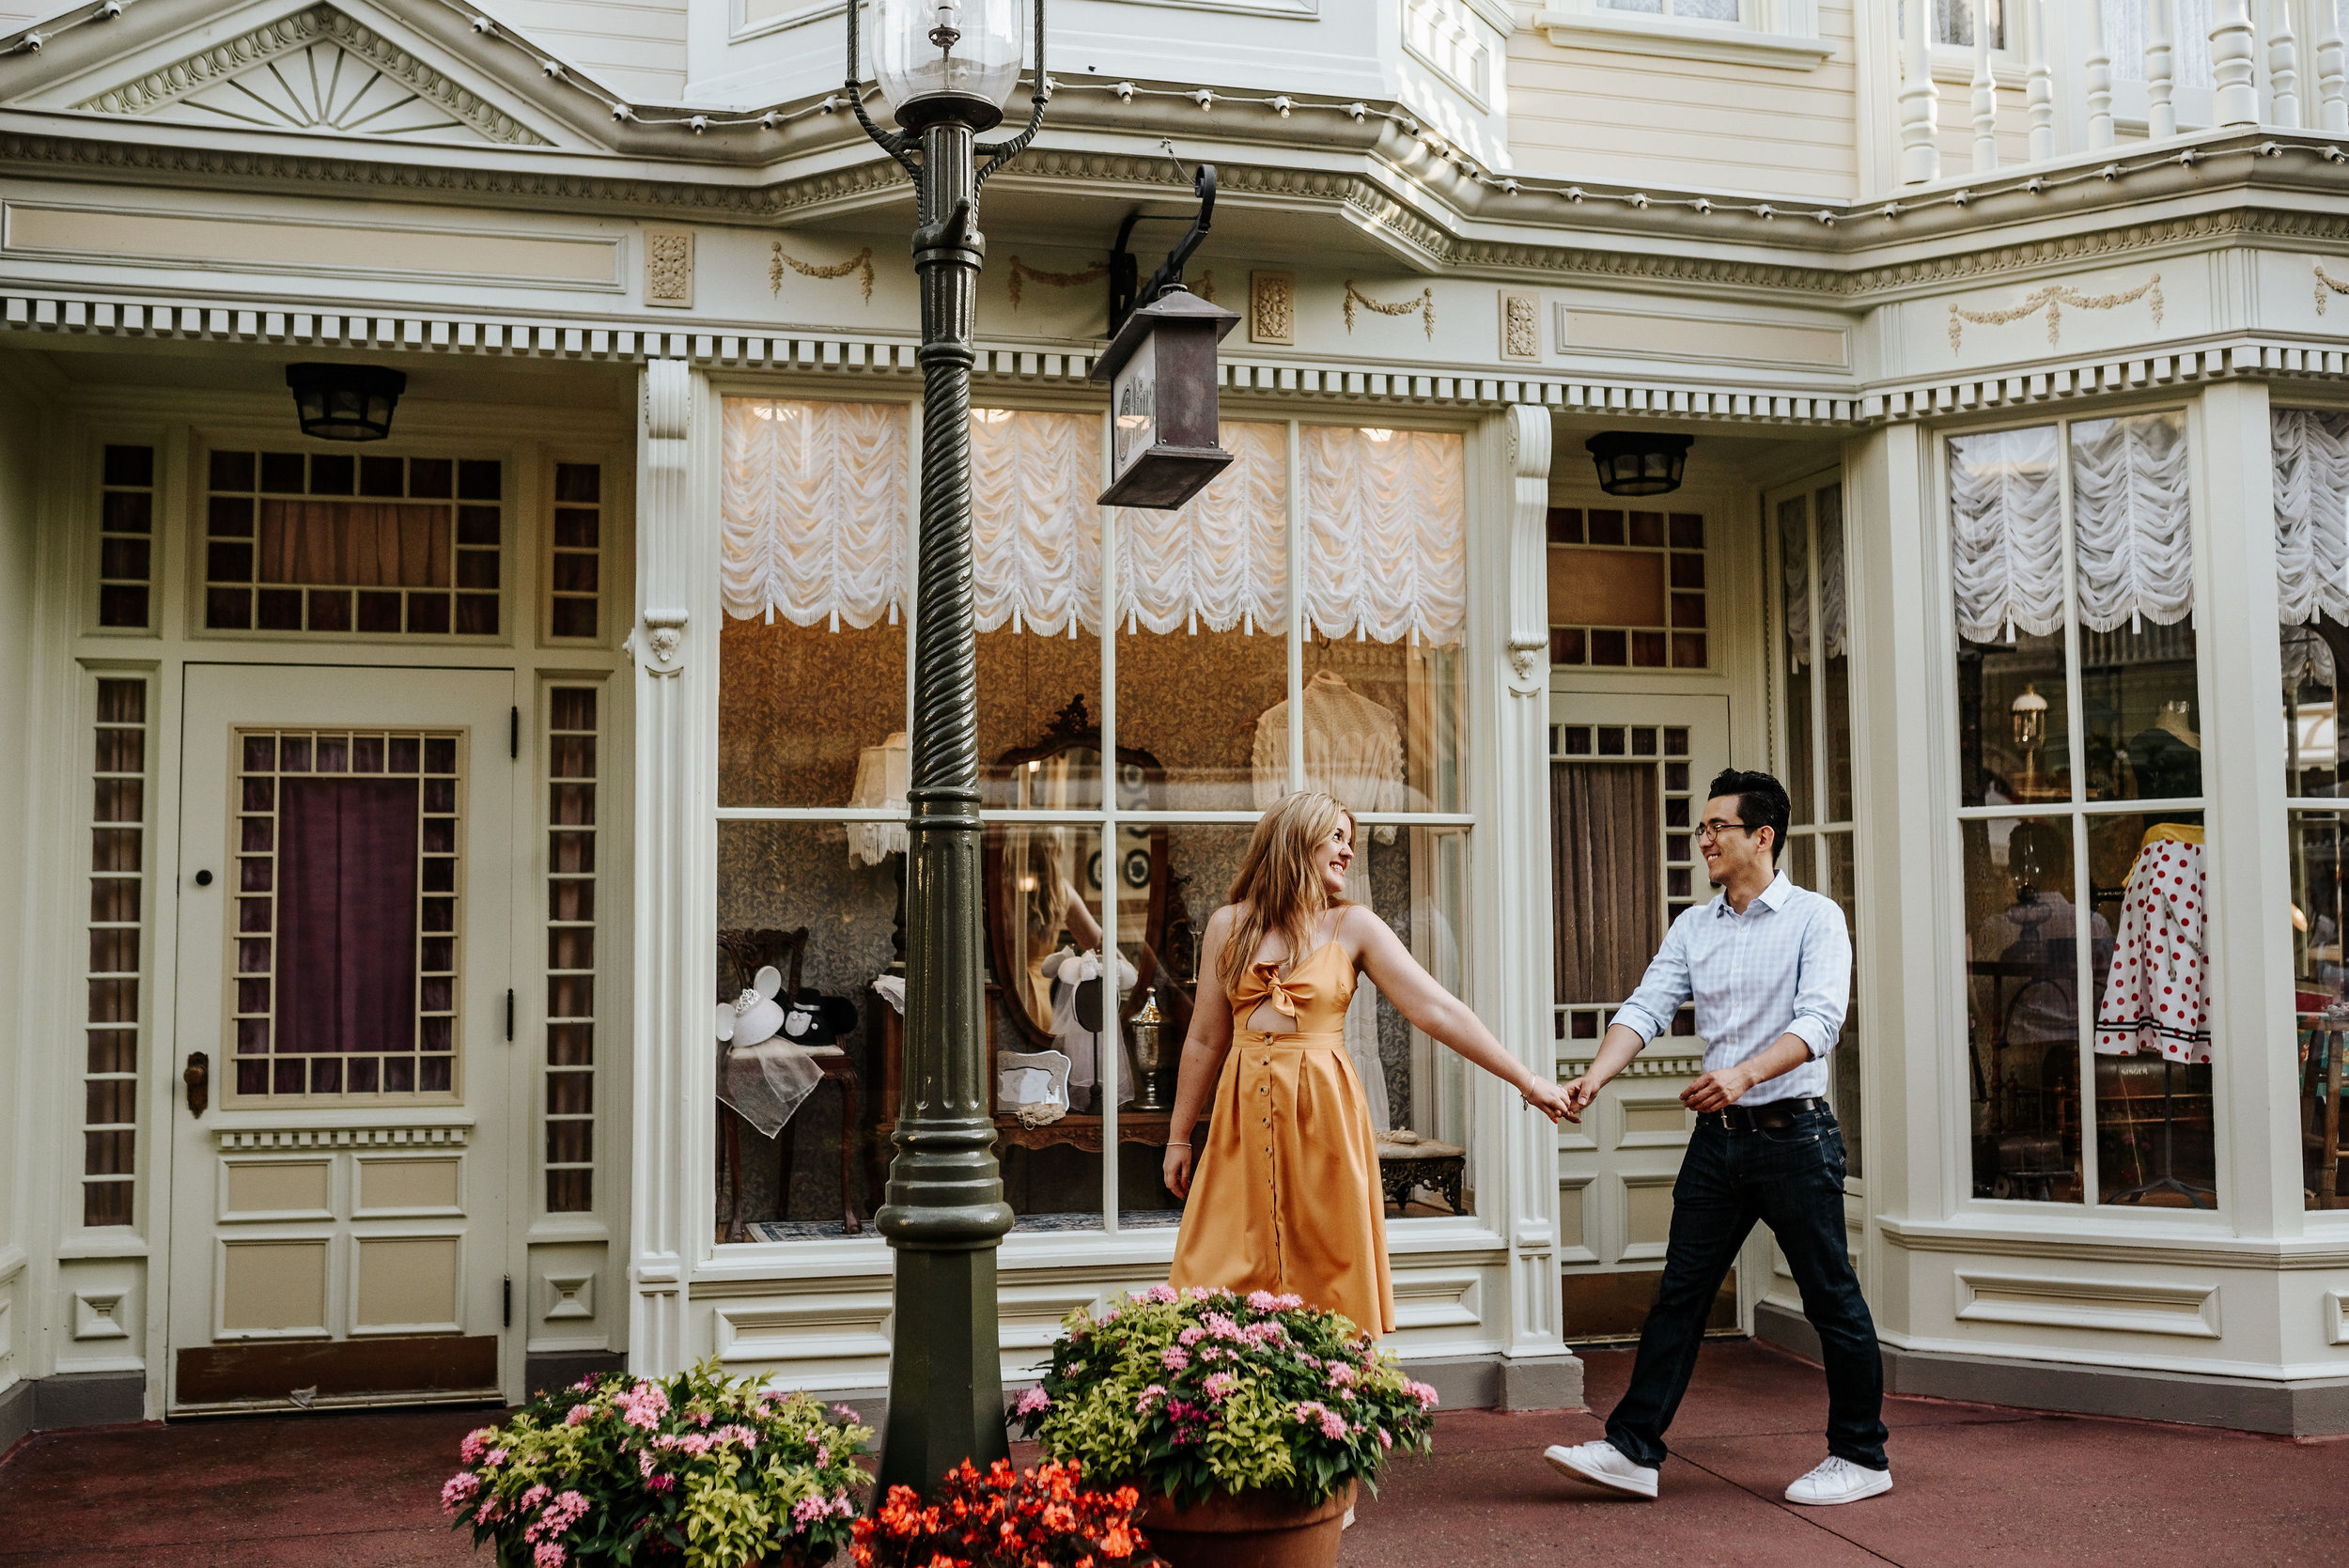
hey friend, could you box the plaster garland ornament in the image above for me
[769,242,875,303]
[1947,273,2164,351]
[1005,256,1108,310]
[1345,280,1436,340]
[2315,262,2349,314]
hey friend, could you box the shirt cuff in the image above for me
[1784,1017,1836,1060]
[1610,1006,1667,1046]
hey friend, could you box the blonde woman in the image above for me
[1164,791,1569,1335]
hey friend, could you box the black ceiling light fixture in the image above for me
[1586,430,1693,497]
[286,363,407,442]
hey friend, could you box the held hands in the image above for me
[1557,1075,1601,1124]
[1519,1076,1573,1125]
[1679,1063,1755,1115]
[1162,1141,1194,1200]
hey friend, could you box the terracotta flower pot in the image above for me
[1138,1480,1357,1568]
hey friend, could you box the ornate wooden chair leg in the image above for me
[725,1109,748,1245]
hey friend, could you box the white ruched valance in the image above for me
[721,398,908,629]
[1950,425,2064,644]
[1302,426,1467,646]
[970,409,1102,635]
[2274,407,2349,628]
[718,400,1464,646]
[1113,421,1286,635]
[2069,411,2192,633]
[1781,483,1848,670]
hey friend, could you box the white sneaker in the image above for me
[1783,1455,1892,1506]
[1541,1439,1658,1499]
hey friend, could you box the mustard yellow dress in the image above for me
[1167,940,1395,1336]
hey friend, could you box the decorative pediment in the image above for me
[70,3,549,145]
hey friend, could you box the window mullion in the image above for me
[2056,417,2098,1209]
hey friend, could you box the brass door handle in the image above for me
[183,1050,210,1118]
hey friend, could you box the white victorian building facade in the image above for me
[1,0,2346,1443]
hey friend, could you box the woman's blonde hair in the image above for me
[1220,791,1355,995]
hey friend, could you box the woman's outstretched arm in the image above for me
[1161,908,1237,1198]
[1347,906,1569,1123]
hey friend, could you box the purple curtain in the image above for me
[276,777,419,1056]
[1551,760,1662,1006]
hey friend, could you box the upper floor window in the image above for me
[1600,0,1741,19]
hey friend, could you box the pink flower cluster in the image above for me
[1245,1290,1304,1312]
[1327,1362,1358,1391]
[522,1490,590,1546]
[571,1375,599,1392]
[439,1471,482,1516]
[1200,1312,1243,1341]
[1293,1401,1350,1440]
[534,1544,567,1568]
[615,1380,670,1431]
[791,1492,858,1528]
[459,1428,496,1465]
[1404,1380,1440,1411]
[1140,1283,1180,1304]
[1013,1387,1052,1417]
[564,1404,594,1427]
[1134,1384,1169,1414]
[1202,1372,1239,1404]
[646,1422,758,1459]
[1159,1346,1191,1372]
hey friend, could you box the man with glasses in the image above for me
[1542,768,1889,1507]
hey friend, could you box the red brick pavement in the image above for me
[3,1341,2342,1565]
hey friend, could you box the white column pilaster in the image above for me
[2196,380,2299,1242]
[629,358,719,1374]
[1486,404,1578,1408]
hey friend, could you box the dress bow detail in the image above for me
[1247,961,1304,1022]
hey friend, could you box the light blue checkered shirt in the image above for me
[1610,870,1851,1106]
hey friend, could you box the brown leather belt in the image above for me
[1703,1096,1825,1133]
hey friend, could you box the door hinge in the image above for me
[510,706,520,760]
[503,1275,513,1329]
[506,988,515,1042]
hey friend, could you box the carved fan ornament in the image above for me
[71,4,548,145]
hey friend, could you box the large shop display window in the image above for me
[713,398,1474,1244]
[1774,478,1862,1178]
[2273,407,2349,1211]
[1950,411,2216,1208]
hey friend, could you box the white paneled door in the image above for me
[168,664,516,1411]
[1548,691,1735,1341]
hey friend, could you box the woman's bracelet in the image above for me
[1165,1141,1190,1148]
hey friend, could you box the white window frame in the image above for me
[1529,0,1832,71]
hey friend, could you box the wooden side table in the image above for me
[1377,1136,1467,1215]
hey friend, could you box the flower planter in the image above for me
[1138,1481,1356,1568]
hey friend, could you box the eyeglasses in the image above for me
[1695,820,1750,845]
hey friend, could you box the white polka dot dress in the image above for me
[2094,835,2211,1064]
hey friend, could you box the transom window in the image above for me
[1547,506,1708,670]
[203,450,502,637]
[228,727,463,1099]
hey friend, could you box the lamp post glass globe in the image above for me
[873,0,1022,127]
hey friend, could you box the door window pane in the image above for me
[229,727,460,1099]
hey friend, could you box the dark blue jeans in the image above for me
[1604,1107,1889,1472]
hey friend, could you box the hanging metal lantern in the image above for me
[1586,431,1692,497]
[286,364,407,442]
[1090,287,1239,509]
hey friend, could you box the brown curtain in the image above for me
[259,501,451,587]
[1551,760,1662,1005]
[276,777,420,1058]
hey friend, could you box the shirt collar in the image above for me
[1712,869,1796,917]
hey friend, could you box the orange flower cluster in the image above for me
[850,1459,1150,1568]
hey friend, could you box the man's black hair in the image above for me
[1707,768,1791,862]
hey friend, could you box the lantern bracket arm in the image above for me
[974,0,1048,190]
[842,0,920,178]
[1107,161,1216,335]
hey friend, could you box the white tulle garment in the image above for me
[721,399,908,629]
[1780,483,1847,669]
[2274,407,2349,629]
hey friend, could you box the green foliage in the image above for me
[1009,1286,1439,1510]
[442,1358,872,1567]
